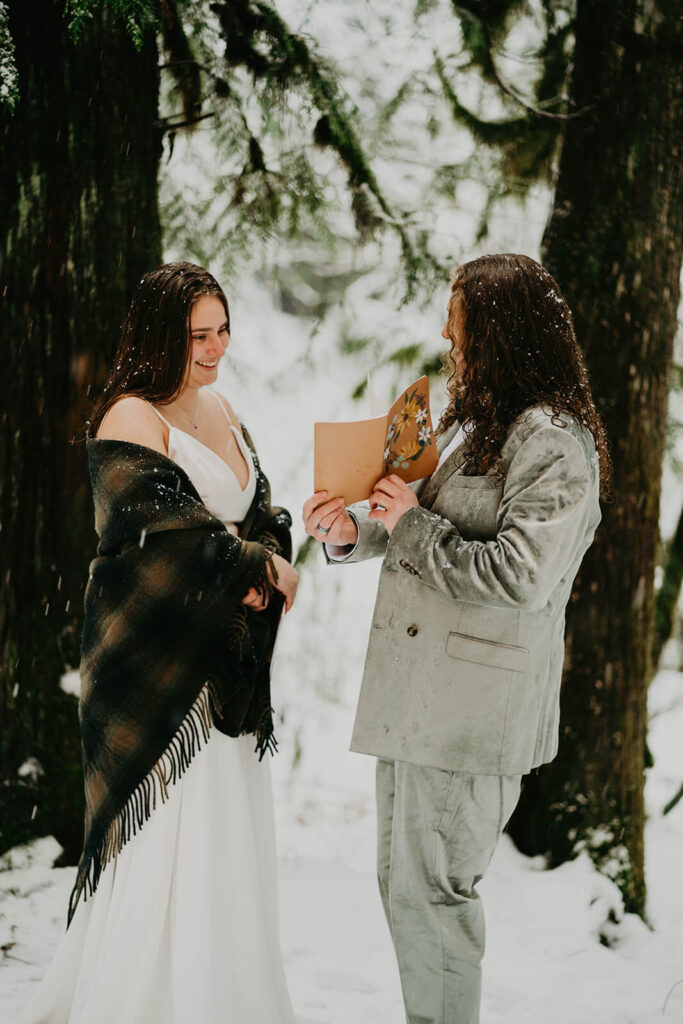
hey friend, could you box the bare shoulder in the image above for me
[97,396,167,455]
[208,389,244,435]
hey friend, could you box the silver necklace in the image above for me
[175,402,200,431]
[173,398,236,454]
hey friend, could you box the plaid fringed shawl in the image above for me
[67,432,292,926]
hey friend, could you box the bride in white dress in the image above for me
[18,263,298,1024]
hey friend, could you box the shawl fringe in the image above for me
[67,680,223,926]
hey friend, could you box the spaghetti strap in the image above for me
[150,404,173,430]
[209,389,237,429]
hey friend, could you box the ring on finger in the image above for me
[316,523,331,534]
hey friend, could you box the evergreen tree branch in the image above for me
[435,53,530,144]
[451,0,590,120]
[0,2,18,113]
[434,54,559,187]
[156,111,214,131]
[64,0,157,49]
[159,0,202,125]
[663,782,683,817]
[210,0,443,296]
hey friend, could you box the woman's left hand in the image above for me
[368,475,419,535]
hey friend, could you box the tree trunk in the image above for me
[0,0,162,860]
[507,0,682,916]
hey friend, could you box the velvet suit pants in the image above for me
[376,759,522,1024]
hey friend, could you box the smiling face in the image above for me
[184,294,230,389]
[441,288,467,386]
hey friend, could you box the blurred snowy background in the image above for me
[2,0,682,1020]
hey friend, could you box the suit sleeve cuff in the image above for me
[386,505,458,583]
[324,510,360,562]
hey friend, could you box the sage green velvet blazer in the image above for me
[331,406,601,775]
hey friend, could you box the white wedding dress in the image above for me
[19,395,296,1024]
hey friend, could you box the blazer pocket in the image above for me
[446,631,529,674]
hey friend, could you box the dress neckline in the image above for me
[168,423,253,495]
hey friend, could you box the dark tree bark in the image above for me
[0,1,162,859]
[507,0,683,914]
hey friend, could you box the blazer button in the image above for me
[407,624,418,637]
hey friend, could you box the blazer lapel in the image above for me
[419,421,469,509]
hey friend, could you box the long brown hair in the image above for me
[438,253,612,496]
[88,262,230,437]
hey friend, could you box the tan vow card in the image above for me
[314,376,439,505]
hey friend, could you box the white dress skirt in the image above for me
[19,399,296,1024]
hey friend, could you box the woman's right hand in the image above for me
[302,492,358,547]
[242,552,299,614]
[268,553,299,613]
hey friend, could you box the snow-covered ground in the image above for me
[2,664,682,1023]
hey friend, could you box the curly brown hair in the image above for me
[438,253,612,497]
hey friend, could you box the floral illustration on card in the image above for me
[383,385,434,473]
